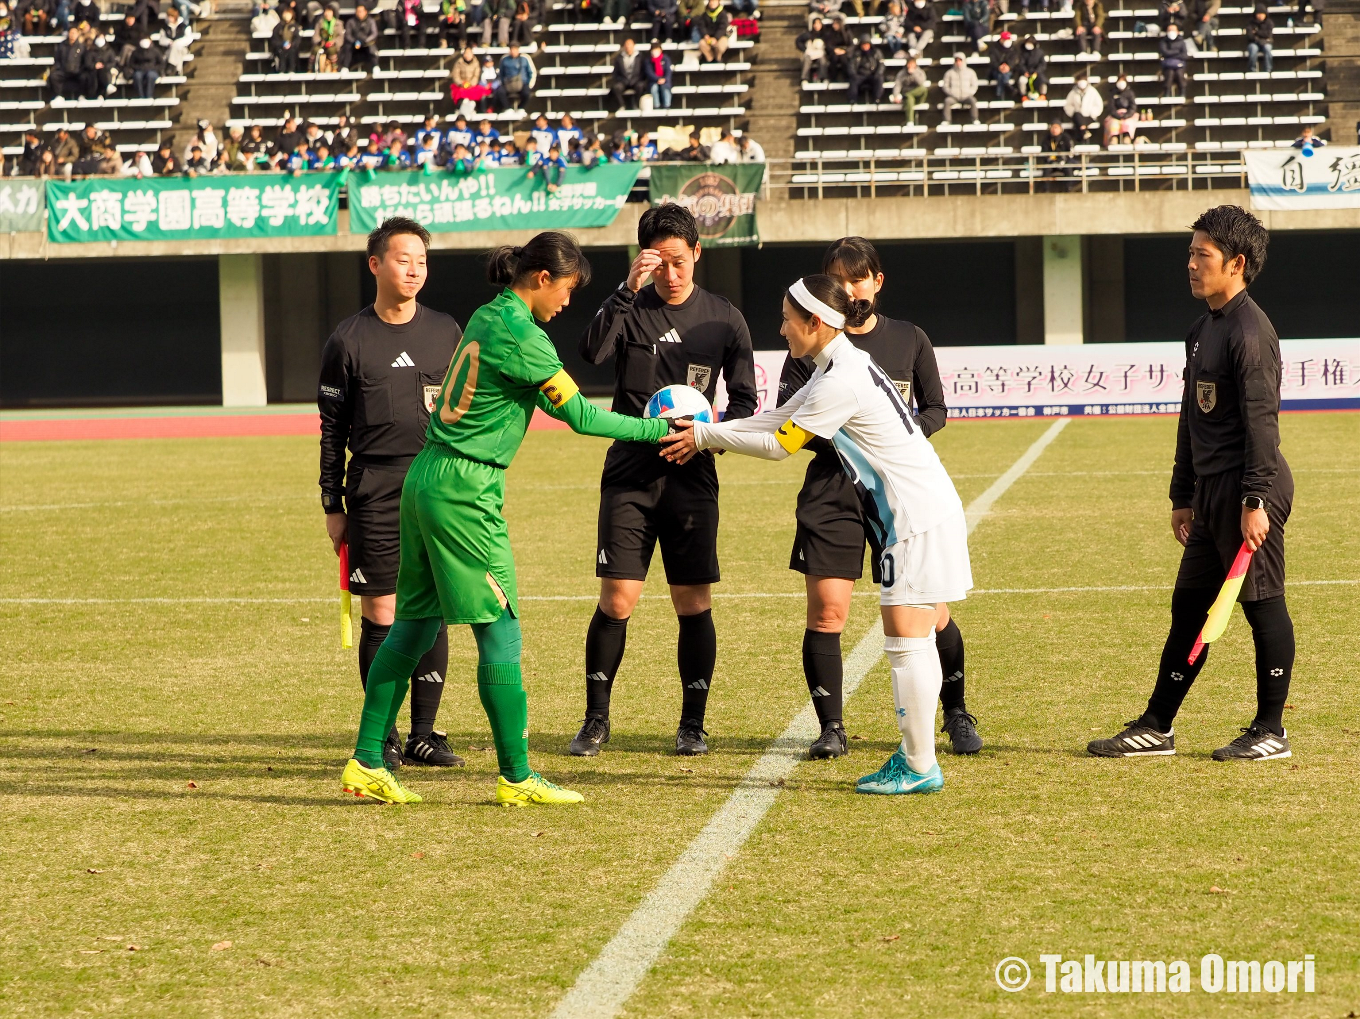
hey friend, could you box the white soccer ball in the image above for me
[644,385,715,423]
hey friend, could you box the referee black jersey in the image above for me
[1169,289,1284,509]
[580,282,758,485]
[318,304,462,512]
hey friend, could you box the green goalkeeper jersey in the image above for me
[427,288,665,466]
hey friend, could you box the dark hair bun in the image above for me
[845,298,874,329]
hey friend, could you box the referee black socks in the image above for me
[1243,596,1294,737]
[358,618,392,691]
[585,607,629,719]
[936,618,966,714]
[678,609,717,726]
[803,629,844,726]
[1141,586,1216,733]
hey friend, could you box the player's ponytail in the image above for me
[845,297,874,329]
[485,231,593,289]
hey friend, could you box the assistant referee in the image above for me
[1090,205,1297,762]
[568,204,758,758]
[318,217,465,771]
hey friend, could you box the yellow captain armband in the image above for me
[539,369,580,409]
[775,419,814,454]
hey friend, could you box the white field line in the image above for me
[0,581,1352,608]
[545,417,1071,1019]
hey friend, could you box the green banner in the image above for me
[348,164,642,235]
[0,180,45,233]
[648,163,763,247]
[46,172,343,243]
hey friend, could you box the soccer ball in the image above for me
[644,385,714,423]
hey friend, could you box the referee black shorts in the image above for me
[789,458,878,583]
[343,456,413,597]
[596,449,721,586]
[1176,460,1293,602]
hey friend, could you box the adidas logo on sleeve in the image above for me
[391,351,415,368]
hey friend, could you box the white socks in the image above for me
[885,632,942,774]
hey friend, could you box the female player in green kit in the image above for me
[341,231,671,806]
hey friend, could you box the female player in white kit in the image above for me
[659,275,973,794]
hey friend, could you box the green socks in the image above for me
[473,609,530,782]
[353,617,441,769]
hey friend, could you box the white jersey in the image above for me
[691,332,963,544]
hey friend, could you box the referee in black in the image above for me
[568,204,758,758]
[1090,205,1297,762]
[319,217,465,770]
[780,237,982,760]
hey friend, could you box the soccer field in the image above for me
[1,413,1357,1018]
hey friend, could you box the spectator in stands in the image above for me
[557,112,582,147]
[731,0,758,18]
[494,40,535,109]
[709,127,739,162]
[821,12,851,78]
[19,0,53,35]
[241,124,268,168]
[0,0,15,55]
[183,143,212,174]
[796,17,828,81]
[310,142,334,168]
[18,130,46,176]
[988,29,1018,98]
[611,35,647,109]
[737,131,764,161]
[500,138,521,163]
[129,36,163,97]
[1102,73,1137,145]
[81,33,113,98]
[329,115,358,151]
[847,36,884,103]
[50,127,78,176]
[1016,34,1046,103]
[475,117,498,144]
[941,52,978,123]
[159,5,192,72]
[70,0,96,28]
[304,120,326,153]
[1039,118,1073,190]
[509,0,533,46]
[808,0,842,22]
[122,148,155,177]
[529,141,566,190]
[903,0,934,54]
[677,130,708,160]
[529,111,555,149]
[312,4,342,69]
[394,0,426,47]
[272,7,303,71]
[152,139,181,174]
[384,136,411,168]
[414,132,440,166]
[961,0,988,51]
[1159,22,1187,97]
[435,0,466,47]
[1063,72,1101,142]
[1295,0,1321,24]
[115,11,147,69]
[649,0,676,43]
[890,54,928,122]
[218,125,247,169]
[416,113,441,149]
[1189,0,1217,52]
[276,115,303,154]
[448,43,487,113]
[878,1,905,55]
[252,0,280,35]
[1072,0,1103,54]
[696,0,730,62]
[446,141,477,172]
[633,130,658,159]
[1246,5,1272,72]
[358,136,384,167]
[678,0,704,40]
[334,141,358,167]
[645,38,673,107]
[1155,0,1186,34]
[599,0,629,26]
[75,123,117,174]
[51,26,85,100]
[130,0,160,33]
[1292,125,1325,147]
[340,3,378,71]
[481,0,513,46]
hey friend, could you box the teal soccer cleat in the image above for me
[856,749,945,795]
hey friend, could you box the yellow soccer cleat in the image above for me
[495,771,584,807]
[341,758,424,804]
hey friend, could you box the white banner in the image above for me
[1245,145,1360,211]
[714,339,1360,418]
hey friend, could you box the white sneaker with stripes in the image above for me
[1087,720,1176,758]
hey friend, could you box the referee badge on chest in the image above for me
[1196,380,1217,413]
[423,385,442,414]
[686,364,713,392]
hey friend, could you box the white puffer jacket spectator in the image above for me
[1063,78,1103,120]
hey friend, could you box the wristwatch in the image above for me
[1241,495,1266,512]
[322,492,344,513]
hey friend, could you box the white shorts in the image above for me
[878,511,973,606]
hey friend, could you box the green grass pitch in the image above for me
[0,413,1356,1018]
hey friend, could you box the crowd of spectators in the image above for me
[8,109,765,176]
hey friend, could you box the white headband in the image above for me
[789,277,846,330]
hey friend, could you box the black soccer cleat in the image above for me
[383,727,405,770]
[676,720,709,756]
[1212,724,1291,761]
[809,720,848,760]
[1087,720,1176,758]
[404,730,466,767]
[569,716,611,757]
[942,708,983,755]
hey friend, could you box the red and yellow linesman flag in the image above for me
[338,543,354,650]
[1188,542,1254,665]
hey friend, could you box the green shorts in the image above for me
[394,443,519,625]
